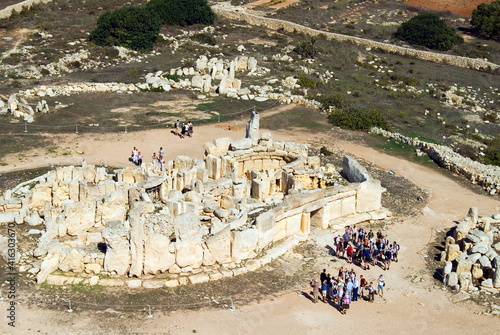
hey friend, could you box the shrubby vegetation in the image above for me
[90,0,215,51]
[395,13,463,51]
[316,94,389,131]
[294,35,321,59]
[471,1,500,41]
[89,6,161,51]
[146,0,215,26]
[328,107,389,131]
[483,135,500,166]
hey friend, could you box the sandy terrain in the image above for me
[0,106,499,334]
[404,0,496,16]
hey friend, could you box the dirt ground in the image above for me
[0,105,499,334]
[404,0,496,16]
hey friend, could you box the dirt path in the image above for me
[1,107,499,334]
[0,28,33,61]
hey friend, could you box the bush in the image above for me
[146,0,215,26]
[297,75,317,89]
[192,33,216,45]
[293,35,320,59]
[395,13,463,50]
[328,107,389,131]
[89,6,162,51]
[471,1,500,41]
[483,135,500,166]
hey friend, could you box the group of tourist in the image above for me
[310,268,386,314]
[333,226,400,271]
[172,120,194,139]
[130,146,166,171]
[129,147,143,166]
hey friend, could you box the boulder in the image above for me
[37,253,61,283]
[455,258,473,275]
[143,222,176,275]
[458,272,472,291]
[175,240,203,268]
[471,263,483,279]
[472,242,489,255]
[232,228,258,263]
[59,248,84,273]
[445,244,461,262]
[230,138,253,151]
[446,272,458,287]
[454,221,470,241]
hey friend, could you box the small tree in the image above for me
[471,1,500,41]
[395,13,463,51]
[146,0,215,26]
[89,6,162,51]
[294,35,320,59]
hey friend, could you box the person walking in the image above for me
[367,282,376,302]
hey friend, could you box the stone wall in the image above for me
[0,0,52,19]
[371,127,500,195]
[213,6,500,74]
[0,133,387,288]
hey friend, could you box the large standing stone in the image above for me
[467,207,479,225]
[456,258,473,275]
[129,204,147,277]
[245,110,259,145]
[102,220,131,276]
[205,226,232,264]
[256,210,275,250]
[342,155,370,183]
[232,228,258,263]
[458,272,472,291]
[37,253,61,283]
[445,243,461,262]
[446,272,458,287]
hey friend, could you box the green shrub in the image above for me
[472,1,500,41]
[293,35,320,59]
[483,135,500,166]
[297,75,317,88]
[328,107,389,131]
[89,6,162,51]
[316,94,350,109]
[163,73,180,82]
[395,13,463,50]
[146,0,215,26]
[192,33,216,45]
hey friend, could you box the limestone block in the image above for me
[286,213,302,237]
[456,258,473,275]
[59,248,84,273]
[458,272,472,290]
[175,155,195,171]
[472,242,489,254]
[342,155,370,182]
[174,211,207,244]
[144,233,175,275]
[26,211,43,226]
[219,268,233,278]
[494,268,500,288]
[481,278,493,289]
[85,263,102,274]
[356,179,383,213]
[176,241,204,268]
[126,279,142,288]
[467,207,479,225]
[30,183,52,210]
[102,220,130,276]
[86,232,103,246]
[189,273,210,284]
[245,259,261,272]
[445,236,455,245]
[445,244,461,262]
[165,279,180,287]
[202,244,217,266]
[273,217,287,243]
[443,261,453,276]
[446,272,458,287]
[46,274,74,286]
[230,138,253,151]
[340,196,356,217]
[205,226,232,264]
[468,253,482,263]
[143,281,165,289]
[37,253,61,283]
[454,221,470,241]
[168,264,181,274]
[256,210,275,250]
[310,207,329,229]
[479,255,492,268]
[232,228,258,263]
[471,263,483,279]
[95,191,127,226]
[284,190,324,210]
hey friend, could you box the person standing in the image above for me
[311,279,320,303]
[359,275,367,299]
[340,292,351,315]
[321,279,328,303]
[158,147,164,160]
[352,276,359,302]
[368,282,376,302]
[377,275,385,297]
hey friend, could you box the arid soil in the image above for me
[404,0,495,16]
[0,104,499,334]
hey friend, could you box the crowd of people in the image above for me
[128,120,194,168]
[310,268,386,314]
[332,226,400,271]
[307,225,400,314]
[172,120,194,139]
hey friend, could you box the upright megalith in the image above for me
[102,220,131,276]
[246,110,260,145]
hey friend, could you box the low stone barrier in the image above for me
[370,127,500,195]
[0,0,52,19]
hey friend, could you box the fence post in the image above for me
[147,304,153,318]
[75,125,79,134]
[24,123,28,133]
[124,125,128,133]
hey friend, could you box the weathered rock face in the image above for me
[143,219,175,274]
[102,220,130,276]
[205,226,232,264]
[246,110,260,145]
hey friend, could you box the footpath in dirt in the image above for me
[0,114,499,334]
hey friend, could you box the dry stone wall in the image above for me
[371,127,500,195]
[213,6,500,74]
[0,132,387,288]
[0,0,52,19]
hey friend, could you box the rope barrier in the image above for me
[0,100,284,134]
